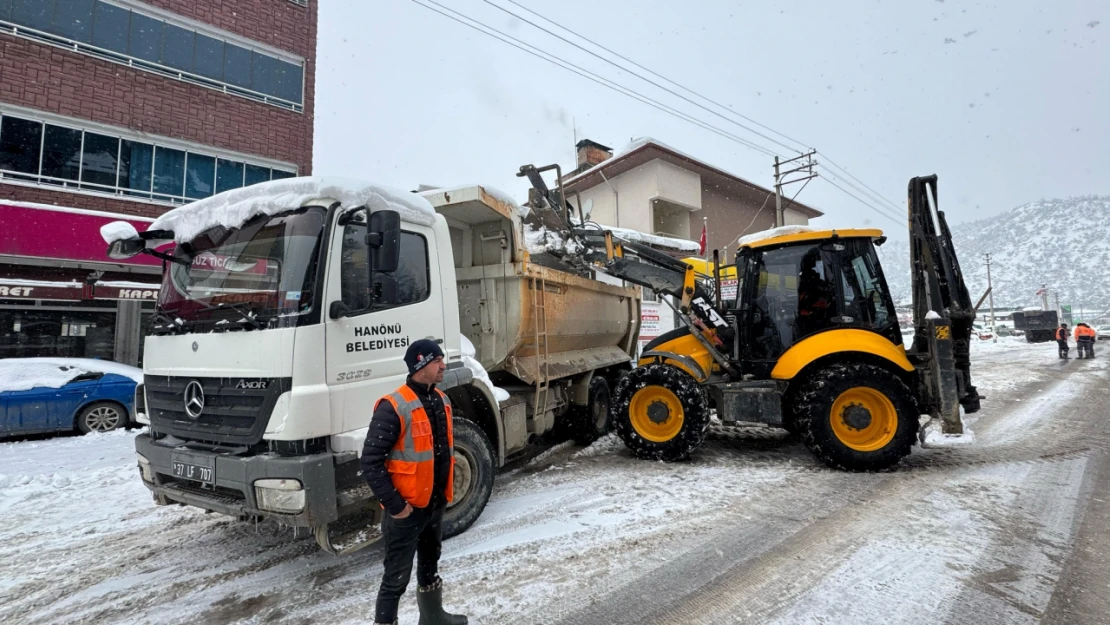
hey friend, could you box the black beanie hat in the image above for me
[405,339,445,375]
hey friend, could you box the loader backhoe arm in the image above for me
[907,175,981,433]
[518,163,734,367]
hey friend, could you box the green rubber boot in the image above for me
[417,579,468,625]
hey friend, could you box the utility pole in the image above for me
[984,253,996,334]
[1041,284,1050,311]
[773,150,817,227]
[1054,291,1061,320]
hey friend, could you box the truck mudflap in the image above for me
[134,433,344,529]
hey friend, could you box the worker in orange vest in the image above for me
[1056,324,1070,359]
[362,339,467,625]
[1074,323,1097,359]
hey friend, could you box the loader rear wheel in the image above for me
[794,363,917,471]
[613,364,709,461]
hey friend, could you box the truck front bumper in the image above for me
[134,433,340,528]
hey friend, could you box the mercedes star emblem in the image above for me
[184,381,205,419]
[192,341,199,352]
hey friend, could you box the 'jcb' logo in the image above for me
[935,325,951,340]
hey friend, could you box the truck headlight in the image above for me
[254,478,306,513]
[136,453,154,483]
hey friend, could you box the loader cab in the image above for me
[733,230,899,378]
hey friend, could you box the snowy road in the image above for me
[2,338,1109,625]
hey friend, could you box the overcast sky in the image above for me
[313,0,1106,236]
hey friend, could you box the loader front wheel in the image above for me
[613,364,709,461]
[794,363,917,471]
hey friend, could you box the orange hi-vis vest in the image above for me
[1075,325,1096,340]
[376,384,455,508]
[1057,328,1068,341]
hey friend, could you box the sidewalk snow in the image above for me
[149,176,437,243]
[0,358,143,393]
[459,336,510,402]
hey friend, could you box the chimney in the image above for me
[576,139,613,169]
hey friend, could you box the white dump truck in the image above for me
[106,177,640,553]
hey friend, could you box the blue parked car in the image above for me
[0,358,141,438]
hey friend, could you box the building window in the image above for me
[0,116,42,176]
[0,0,306,111]
[0,111,297,204]
[80,132,120,187]
[40,125,83,182]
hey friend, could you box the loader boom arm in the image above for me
[907,175,981,433]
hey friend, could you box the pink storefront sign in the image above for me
[0,202,163,266]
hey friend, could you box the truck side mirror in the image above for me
[329,300,349,320]
[369,210,400,273]
[107,237,146,260]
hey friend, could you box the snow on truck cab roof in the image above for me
[104,177,439,245]
[736,225,885,250]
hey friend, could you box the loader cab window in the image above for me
[340,220,430,312]
[837,240,898,340]
[747,243,838,360]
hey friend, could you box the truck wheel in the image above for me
[613,364,709,461]
[569,376,612,444]
[793,363,917,471]
[76,402,127,434]
[443,417,495,539]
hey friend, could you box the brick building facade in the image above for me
[0,0,318,365]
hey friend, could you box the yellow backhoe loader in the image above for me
[519,165,978,471]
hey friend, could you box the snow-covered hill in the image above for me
[878,195,1110,312]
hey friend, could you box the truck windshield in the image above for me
[157,207,327,329]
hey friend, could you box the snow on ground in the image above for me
[0,358,143,393]
[1,337,1105,624]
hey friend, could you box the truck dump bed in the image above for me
[420,186,641,384]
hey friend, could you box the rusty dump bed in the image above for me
[420,186,641,384]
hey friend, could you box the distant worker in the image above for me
[1074,322,1096,359]
[362,340,468,625]
[1056,323,1070,359]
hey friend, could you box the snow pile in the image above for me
[920,419,977,448]
[459,335,510,402]
[599,224,700,252]
[523,224,584,256]
[150,176,437,243]
[736,225,818,247]
[925,310,943,320]
[0,358,143,393]
[98,220,139,244]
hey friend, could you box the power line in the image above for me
[486,0,908,222]
[817,153,904,213]
[818,176,904,228]
[500,0,813,154]
[410,0,908,224]
[407,0,779,158]
[816,164,904,223]
[481,0,803,156]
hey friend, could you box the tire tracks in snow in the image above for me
[550,353,1110,625]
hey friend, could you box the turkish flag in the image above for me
[698,222,707,256]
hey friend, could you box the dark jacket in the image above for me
[361,378,452,516]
